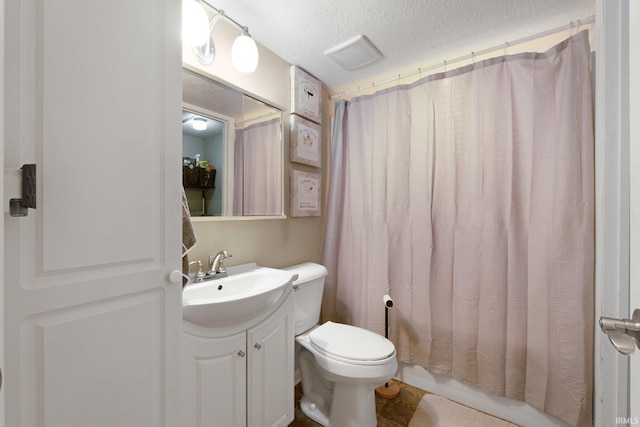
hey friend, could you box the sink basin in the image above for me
[182,263,297,328]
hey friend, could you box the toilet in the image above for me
[284,262,398,427]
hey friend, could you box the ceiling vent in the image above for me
[324,35,383,71]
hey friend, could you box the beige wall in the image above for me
[182,10,583,271]
[182,18,327,269]
[327,23,594,104]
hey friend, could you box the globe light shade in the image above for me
[192,118,207,131]
[231,31,259,73]
[182,0,209,46]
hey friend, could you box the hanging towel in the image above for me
[182,187,197,257]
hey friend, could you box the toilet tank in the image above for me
[283,262,328,335]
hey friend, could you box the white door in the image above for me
[0,0,5,424]
[3,0,182,425]
[596,0,640,424]
[629,0,640,420]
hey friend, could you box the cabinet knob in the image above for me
[238,350,245,358]
[254,343,262,350]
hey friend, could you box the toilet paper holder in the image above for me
[599,309,640,355]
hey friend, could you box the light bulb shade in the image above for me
[182,0,209,46]
[192,118,207,130]
[232,33,259,73]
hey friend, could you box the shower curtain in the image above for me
[322,31,594,426]
[233,117,282,215]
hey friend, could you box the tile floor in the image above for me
[289,381,427,427]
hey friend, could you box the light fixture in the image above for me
[192,117,207,131]
[193,12,224,65]
[232,27,259,73]
[182,0,209,46]
[185,0,260,73]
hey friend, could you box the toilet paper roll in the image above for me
[383,294,394,308]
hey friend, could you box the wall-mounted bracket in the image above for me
[10,198,28,217]
[5,164,36,217]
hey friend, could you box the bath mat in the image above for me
[409,393,519,427]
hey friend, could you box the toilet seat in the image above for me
[309,321,395,365]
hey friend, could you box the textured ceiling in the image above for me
[207,0,595,90]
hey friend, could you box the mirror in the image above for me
[182,67,284,218]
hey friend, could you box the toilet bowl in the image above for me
[284,263,398,427]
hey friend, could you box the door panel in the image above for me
[248,296,294,427]
[4,0,182,425]
[181,330,247,427]
[38,292,164,426]
[40,0,163,272]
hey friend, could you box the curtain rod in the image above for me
[329,15,595,100]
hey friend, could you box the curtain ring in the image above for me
[443,59,447,73]
[504,41,509,57]
[471,51,476,66]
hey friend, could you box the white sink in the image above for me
[182,263,297,328]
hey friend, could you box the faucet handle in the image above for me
[207,255,216,274]
[188,260,205,281]
[217,252,232,273]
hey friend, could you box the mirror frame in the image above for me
[182,65,286,221]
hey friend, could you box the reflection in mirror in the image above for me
[235,96,283,216]
[182,68,284,218]
[182,111,223,215]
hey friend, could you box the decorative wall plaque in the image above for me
[291,170,321,217]
[290,114,321,168]
[291,66,322,124]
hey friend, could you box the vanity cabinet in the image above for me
[247,295,295,427]
[182,292,294,427]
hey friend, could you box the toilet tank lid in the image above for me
[283,262,328,285]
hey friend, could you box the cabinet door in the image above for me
[248,295,295,427]
[182,330,246,427]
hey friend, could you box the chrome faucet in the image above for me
[207,250,232,276]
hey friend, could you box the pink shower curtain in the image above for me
[322,31,594,426]
[234,118,282,215]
